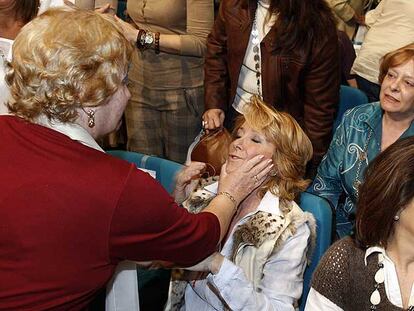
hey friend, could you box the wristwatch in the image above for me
[140,32,154,49]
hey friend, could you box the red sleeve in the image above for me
[108,166,220,266]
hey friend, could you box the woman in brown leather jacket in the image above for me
[202,0,341,174]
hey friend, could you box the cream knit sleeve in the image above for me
[179,0,214,57]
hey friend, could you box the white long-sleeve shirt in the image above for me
[182,190,311,311]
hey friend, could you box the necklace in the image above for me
[370,253,385,309]
[370,253,414,310]
[251,9,262,98]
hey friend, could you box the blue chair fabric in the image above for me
[334,85,368,130]
[299,192,333,310]
[106,150,183,194]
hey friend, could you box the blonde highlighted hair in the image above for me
[234,96,313,205]
[6,8,133,123]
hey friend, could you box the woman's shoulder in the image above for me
[312,237,363,287]
[322,236,361,259]
[342,102,381,123]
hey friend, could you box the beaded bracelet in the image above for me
[154,32,160,54]
[218,191,238,212]
[136,29,146,50]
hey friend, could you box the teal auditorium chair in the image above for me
[106,150,183,310]
[107,150,182,194]
[299,192,333,311]
[334,85,368,130]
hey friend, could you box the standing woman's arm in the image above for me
[115,0,214,57]
[159,0,214,56]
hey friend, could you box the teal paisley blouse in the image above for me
[310,102,414,237]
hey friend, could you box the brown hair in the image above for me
[233,96,313,205]
[266,0,336,51]
[356,136,414,248]
[378,43,414,84]
[6,8,133,123]
[9,0,39,24]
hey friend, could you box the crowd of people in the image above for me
[0,0,413,310]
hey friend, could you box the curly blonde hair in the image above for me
[233,96,313,205]
[6,8,133,123]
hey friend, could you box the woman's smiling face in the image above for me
[380,59,414,119]
[226,122,275,173]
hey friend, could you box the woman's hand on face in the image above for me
[202,109,225,131]
[114,15,139,43]
[218,155,273,205]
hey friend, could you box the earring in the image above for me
[85,109,95,128]
[393,214,400,221]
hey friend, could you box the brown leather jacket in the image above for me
[204,0,340,170]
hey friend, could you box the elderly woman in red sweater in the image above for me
[0,8,271,310]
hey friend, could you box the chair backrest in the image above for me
[299,192,333,310]
[106,150,183,194]
[334,85,368,130]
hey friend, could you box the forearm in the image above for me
[202,195,237,241]
[206,225,311,310]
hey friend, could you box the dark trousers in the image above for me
[356,75,381,103]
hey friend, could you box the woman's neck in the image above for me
[383,111,414,130]
[387,232,414,272]
[381,112,413,150]
[386,232,414,308]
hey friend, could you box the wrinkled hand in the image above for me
[185,252,224,274]
[218,155,273,205]
[173,161,206,203]
[114,15,139,43]
[175,161,206,190]
[202,109,225,131]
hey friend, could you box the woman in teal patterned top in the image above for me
[311,43,414,238]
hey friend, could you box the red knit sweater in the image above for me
[0,115,220,310]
